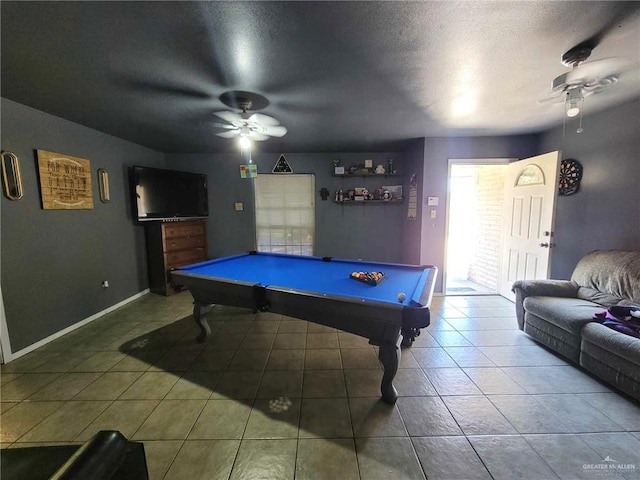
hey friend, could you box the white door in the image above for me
[499,151,560,300]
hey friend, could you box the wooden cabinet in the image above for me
[145,220,207,295]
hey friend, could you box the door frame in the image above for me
[0,285,13,363]
[444,158,514,295]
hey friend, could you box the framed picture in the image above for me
[334,166,345,175]
[240,164,258,178]
[37,150,94,209]
[382,185,403,200]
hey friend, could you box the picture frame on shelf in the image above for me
[382,185,403,200]
[334,166,345,175]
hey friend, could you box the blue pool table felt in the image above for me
[178,253,431,307]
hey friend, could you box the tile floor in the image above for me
[1,293,639,479]
[445,277,495,296]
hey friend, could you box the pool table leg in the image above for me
[401,327,420,347]
[193,303,213,343]
[378,335,401,404]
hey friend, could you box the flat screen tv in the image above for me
[130,166,208,222]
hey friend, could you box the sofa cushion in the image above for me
[522,296,603,335]
[523,313,582,363]
[617,299,640,309]
[580,324,640,402]
[576,287,625,307]
[581,322,640,369]
[571,250,640,305]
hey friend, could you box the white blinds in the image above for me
[254,174,315,255]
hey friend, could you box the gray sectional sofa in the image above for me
[512,250,640,401]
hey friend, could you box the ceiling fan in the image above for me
[213,91,287,142]
[538,43,634,117]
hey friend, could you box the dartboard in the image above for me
[558,159,583,196]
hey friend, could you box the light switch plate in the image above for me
[427,196,439,206]
[234,202,244,211]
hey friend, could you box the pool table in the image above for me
[171,251,437,404]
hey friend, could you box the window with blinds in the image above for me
[254,174,315,255]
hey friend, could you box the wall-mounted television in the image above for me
[130,166,208,222]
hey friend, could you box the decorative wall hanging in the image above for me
[272,154,293,173]
[319,187,330,200]
[1,151,24,200]
[37,150,94,209]
[240,164,257,178]
[407,173,418,220]
[98,168,110,203]
[558,158,583,196]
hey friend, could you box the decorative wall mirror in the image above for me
[98,168,110,203]
[1,151,24,200]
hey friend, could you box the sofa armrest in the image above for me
[512,279,578,298]
[511,280,578,330]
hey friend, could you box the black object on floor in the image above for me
[1,431,149,480]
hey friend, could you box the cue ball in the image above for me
[397,292,406,302]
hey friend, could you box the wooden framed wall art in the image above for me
[37,150,94,209]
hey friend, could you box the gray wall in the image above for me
[419,135,541,292]
[4,96,637,355]
[165,152,409,263]
[1,99,165,352]
[540,99,640,279]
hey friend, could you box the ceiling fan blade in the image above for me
[213,110,243,124]
[261,125,288,137]
[538,57,634,105]
[213,122,237,129]
[537,88,566,104]
[216,130,239,139]
[247,112,281,126]
[565,58,631,85]
[248,132,270,141]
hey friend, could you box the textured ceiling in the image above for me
[2,1,640,153]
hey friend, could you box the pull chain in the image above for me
[577,110,584,134]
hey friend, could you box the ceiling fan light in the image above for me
[238,135,252,150]
[565,89,583,118]
[566,104,581,117]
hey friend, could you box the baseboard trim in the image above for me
[3,289,150,363]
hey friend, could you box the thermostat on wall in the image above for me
[234,202,244,211]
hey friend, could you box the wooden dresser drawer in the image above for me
[164,248,207,268]
[163,235,206,252]
[163,222,205,239]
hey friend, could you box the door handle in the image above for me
[539,242,556,248]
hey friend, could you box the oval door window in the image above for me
[515,164,545,186]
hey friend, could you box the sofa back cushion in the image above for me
[571,250,640,306]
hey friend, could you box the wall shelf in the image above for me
[333,200,402,205]
[332,173,398,178]
[332,168,403,204]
